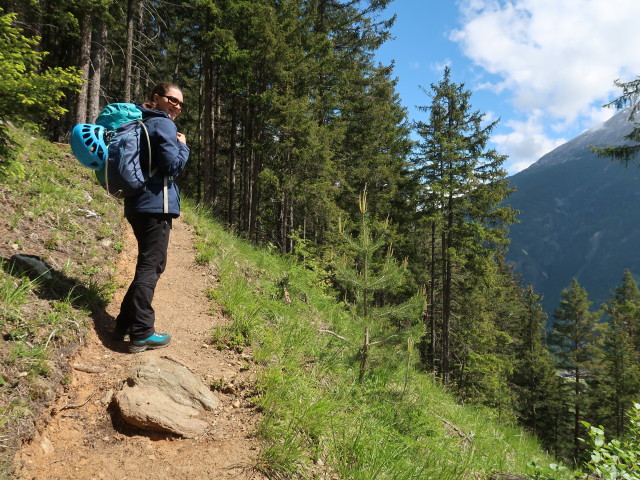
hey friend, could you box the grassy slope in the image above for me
[182,202,566,479]
[0,125,123,476]
[0,127,566,479]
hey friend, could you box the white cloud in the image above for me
[451,0,640,169]
[584,105,616,128]
[492,111,567,174]
[482,110,499,125]
[452,0,640,118]
[431,59,452,74]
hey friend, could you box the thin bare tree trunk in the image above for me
[202,52,215,205]
[359,327,370,383]
[124,0,138,102]
[250,125,260,241]
[441,228,451,386]
[173,42,182,79]
[241,98,251,233]
[288,202,294,253]
[279,188,287,251]
[87,21,107,121]
[228,97,237,227]
[74,12,92,124]
[133,1,144,101]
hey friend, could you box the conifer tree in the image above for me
[333,189,422,381]
[594,270,640,437]
[451,256,515,413]
[592,77,640,164]
[509,285,564,451]
[548,278,604,459]
[412,66,516,385]
[0,10,81,177]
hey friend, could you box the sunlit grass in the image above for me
[0,125,123,478]
[0,267,37,322]
[183,197,569,480]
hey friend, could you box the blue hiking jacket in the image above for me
[123,105,190,217]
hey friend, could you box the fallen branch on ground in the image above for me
[71,364,106,374]
[318,329,348,341]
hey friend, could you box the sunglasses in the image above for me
[160,94,184,108]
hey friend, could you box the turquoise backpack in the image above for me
[70,103,168,211]
[95,103,142,131]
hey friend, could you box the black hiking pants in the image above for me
[116,212,172,341]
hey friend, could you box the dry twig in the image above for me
[71,363,106,374]
[318,329,348,342]
[54,393,96,415]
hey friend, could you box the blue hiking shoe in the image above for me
[129,333,171,353]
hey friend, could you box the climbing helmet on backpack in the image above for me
[70,123,108,170]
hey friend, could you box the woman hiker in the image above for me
[112,82,190,353]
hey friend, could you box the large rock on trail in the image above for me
[113,357,220,438]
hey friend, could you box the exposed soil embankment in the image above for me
[14,218,265,480]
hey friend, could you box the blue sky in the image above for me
[374,0,640,175]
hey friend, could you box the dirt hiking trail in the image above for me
[14,218,266,479]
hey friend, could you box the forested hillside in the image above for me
[507,107,640,316]
[2,0,640,472]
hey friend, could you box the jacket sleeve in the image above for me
[149,117,190,178]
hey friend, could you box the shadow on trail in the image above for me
[2,253,127,353]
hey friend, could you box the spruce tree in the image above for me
[548,278,604,459]
[412,66,516,385]
[509,285,564,451]
[0,10,81,177]
[333,189,422,382]
[592,76,640,164]
[595,270,640,437]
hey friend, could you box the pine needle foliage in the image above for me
[0,10,80,180]
[592,78,640,165]
[332,188,424,381]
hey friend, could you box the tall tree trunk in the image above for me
[429,220,437,367]
[242,99,256,236]
[279,188,287,251]
[441,236,451,386]
[202,52,215,206]
[228,97,238,227]
[74,11,92,124]
[133,0,144,102]
[87,20,107,121]
[574,369,581,458]
[251,128,262,242]
[239,100,249,233]
[124,0,138,102]
[441,196,454,386]
[173,42,182,79]
[248,145,258,239]
[289,201,294,253]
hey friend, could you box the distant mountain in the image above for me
[505,107,640,317]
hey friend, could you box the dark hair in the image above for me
[148,82,181,102]
[141,82,182,110]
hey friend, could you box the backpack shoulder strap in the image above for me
[137,119,153,177]
[137,118,171,215]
